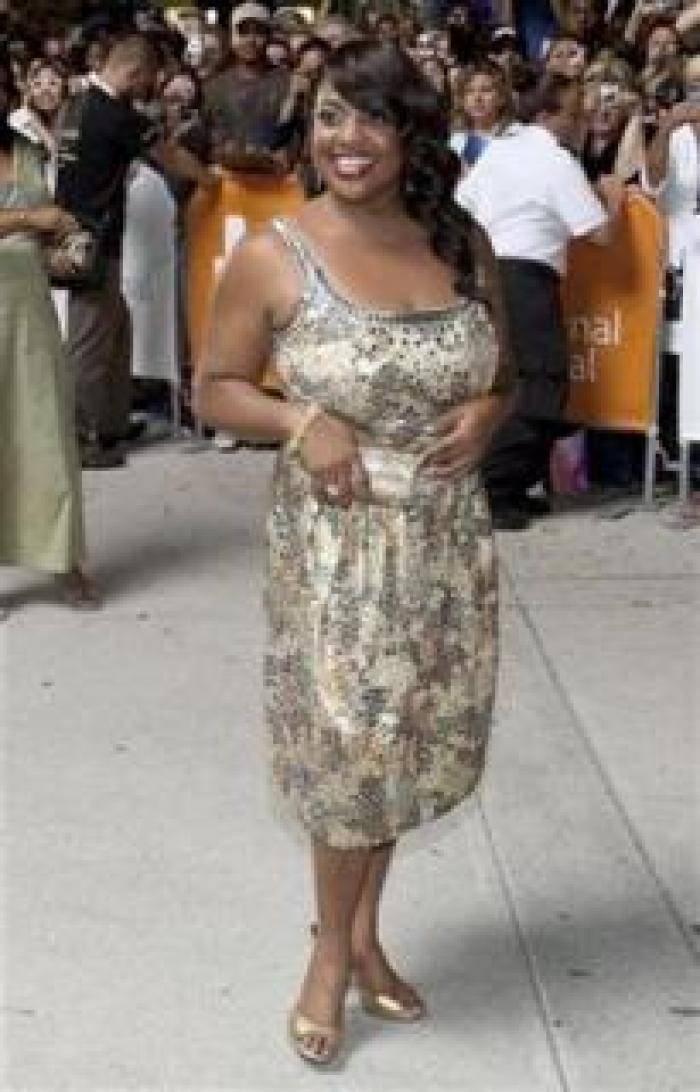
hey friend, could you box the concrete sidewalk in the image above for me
[1,446,698,1092]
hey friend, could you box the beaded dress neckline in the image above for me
[271,217,471,324]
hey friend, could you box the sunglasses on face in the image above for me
[236,21,268,37]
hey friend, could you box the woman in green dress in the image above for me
[0,104,97,607]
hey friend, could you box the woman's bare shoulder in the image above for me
[223,227,286,279]
[217,225,301,317]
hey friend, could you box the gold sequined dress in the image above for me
[266,218,505,848]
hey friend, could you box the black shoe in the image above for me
[122,419,149,445]
[80,443,126,470]
[520,494,552,517]
[237,438,281,451]
[491,504,531,531]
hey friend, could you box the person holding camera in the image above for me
[644,55,700,277]
[645,53,700,201]
[643,54,700,466]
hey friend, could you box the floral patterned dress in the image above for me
[265,218,507,848]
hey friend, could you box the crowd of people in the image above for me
[0,0,698,605]
[1,0,697,1070]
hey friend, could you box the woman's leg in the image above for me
[351,841,424,1008]
[351,841,394,956]
[294,838,370,1055]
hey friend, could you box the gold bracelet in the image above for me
[287,403,323,456]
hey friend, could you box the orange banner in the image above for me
[562,193,664,432]
[186,173,304,376]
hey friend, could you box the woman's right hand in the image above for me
[27,205,79,238]
[297,411,367,508]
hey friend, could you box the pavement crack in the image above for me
[502,561,700,965]
[477,796,573,1092]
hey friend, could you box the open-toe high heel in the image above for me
[358,984,426,1022]
[309,922,426,1024]
[288,1007,344,1066]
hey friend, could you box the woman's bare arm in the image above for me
[0,204,77,239]
[0,208,34,238]
[194,232,305,442]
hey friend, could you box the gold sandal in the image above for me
[309,923,426,1024]
[358,985,427,1022]
[288,1007,343,1066]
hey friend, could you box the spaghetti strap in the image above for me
[270,217,320,297]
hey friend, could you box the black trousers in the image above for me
[482,258,571,503]
[483,417,569,501]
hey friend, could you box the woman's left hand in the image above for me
[421,398,503,480]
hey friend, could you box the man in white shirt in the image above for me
[456,74,622,529]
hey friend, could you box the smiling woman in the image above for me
[196,38,516,1070]
[302,42,488,301]
[9,58,68,175]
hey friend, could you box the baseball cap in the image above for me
[491,25,518,43]
[231,3,271,29]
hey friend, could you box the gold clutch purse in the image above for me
[359,446,426,506]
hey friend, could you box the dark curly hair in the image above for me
[317,40,479,299]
